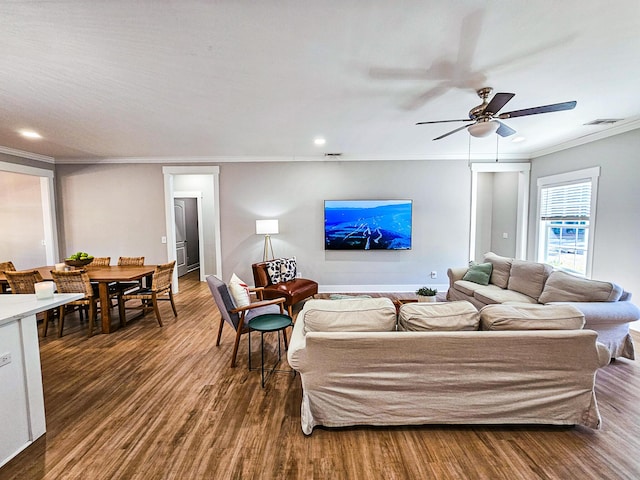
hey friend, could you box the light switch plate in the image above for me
[0,352,11,367]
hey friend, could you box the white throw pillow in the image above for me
[280,256,297,282]
[266,259,282,284]
[228,273,251,307]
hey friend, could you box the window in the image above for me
[537,167,599,277]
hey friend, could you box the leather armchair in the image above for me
[252,260,318,317]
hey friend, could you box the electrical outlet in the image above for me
[430,271,437,279]
[0,352,11,367]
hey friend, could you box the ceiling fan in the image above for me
[416,87,577,141]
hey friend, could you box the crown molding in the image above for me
[53,152,531,164]
[8,121,639,165]
[530,118,640,158]
[0,146,55,163]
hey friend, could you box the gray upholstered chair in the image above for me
[206,275,287,368]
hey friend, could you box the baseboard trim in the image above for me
[317,284,449,294]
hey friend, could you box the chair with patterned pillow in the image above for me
[252,257,318,316]
[206,274,290,368]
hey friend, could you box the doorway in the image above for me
[0,161,59,266]
[162,166,221,294]
[469,162,530,261]
[174,197,201,277]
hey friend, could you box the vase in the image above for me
[417,295,437,303]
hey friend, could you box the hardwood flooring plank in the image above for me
[1,275,640,479]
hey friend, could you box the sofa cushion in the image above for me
[453,279,487,296]
[462,262,493,285]
[480,304,585,331]
[473,285,538,305]
[398,301,479,331]
[483,252,513,289]
[507,259,553,301]
[538,270,623,303]
[228,273,251,307]
[302,298,397,333]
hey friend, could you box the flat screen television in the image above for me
[324,200,412,250]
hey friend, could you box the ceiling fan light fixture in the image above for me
[468,120,499,138]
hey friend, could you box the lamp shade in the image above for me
[468,120,499,138]
[256,219,279,235]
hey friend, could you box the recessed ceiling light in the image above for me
[19,130,42,139]
[314,137,326,146]
[511,136,526,143]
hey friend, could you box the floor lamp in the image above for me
[256,219,279,261]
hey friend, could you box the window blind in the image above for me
[540,181,591,221]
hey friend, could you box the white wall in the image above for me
[219,159,471,290]
[474,173,493,260]
[529,129,640,328]
[0,171,47,268]
[474,171,518,260]
[53,159,471,291]
[55,163,168,264]
[491,172,518,258]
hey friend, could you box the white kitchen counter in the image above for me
[0,293,82,468]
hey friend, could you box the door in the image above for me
[174,199,188,277]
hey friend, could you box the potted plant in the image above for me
[415,286,438,303]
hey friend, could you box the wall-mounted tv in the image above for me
[324,200,412,250]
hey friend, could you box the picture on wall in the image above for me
[324,199,412,250]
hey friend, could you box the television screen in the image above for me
[324,200,412,250]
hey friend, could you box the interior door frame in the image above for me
[469,162,531,261]
[163,166,221,293]
[0,161,59,265]
[173,191,205,279]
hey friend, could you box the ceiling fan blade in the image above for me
[499,100,577,119]
[416,118,473,125]
[433,124,470,141]
[495,121,516,137]
[483,92,515,115]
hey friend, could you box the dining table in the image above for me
[0,265,156,334]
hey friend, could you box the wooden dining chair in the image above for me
[113,256,146,296]
[50,269,100,338]
[118,261,177,327]
[1,260,16,293]
[4,269,57,336]
[86,256,111,268]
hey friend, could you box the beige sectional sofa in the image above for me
[447,252,640,359]
[287,298,610,435]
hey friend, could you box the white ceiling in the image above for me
[1,1,639,162]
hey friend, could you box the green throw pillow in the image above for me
[462,262,493,285]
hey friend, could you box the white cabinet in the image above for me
[0,293,81,467]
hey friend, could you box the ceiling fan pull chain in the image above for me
[495,134,499,162]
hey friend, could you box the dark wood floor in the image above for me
[2,273,640,479]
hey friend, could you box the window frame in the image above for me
[535,167,600,278]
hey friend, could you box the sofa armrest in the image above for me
[230,296,285,314]
[286,315,307,370]
[447,267,469,286]
[595,341,612,367]
[545,300,640,326]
